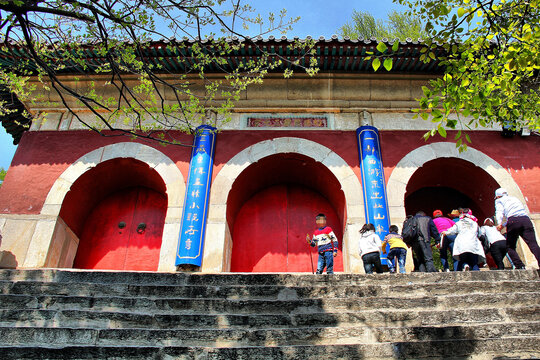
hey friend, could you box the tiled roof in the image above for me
[0,36,443,74]
[0,37,443,142]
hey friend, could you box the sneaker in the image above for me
[445,269,450,272]
[463,264,470,271]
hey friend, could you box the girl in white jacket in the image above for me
[441,209,485,271]
[479,218,507,270]
[359,223,383,274]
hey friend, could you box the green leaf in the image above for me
[505,59,516,71]
[392,42,399,52]
[376,42,388,53]
[372,58,381,71]
[383,58,393,71]
[457,7,466,17]
[437,126,447,138]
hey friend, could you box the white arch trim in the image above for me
[202,137,366,273]
[36,142,185,271]
[386,141,529,222]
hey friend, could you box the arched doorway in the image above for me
[227,153,346,272]
[61,158,167,271]
[387,142,537,270]
[33,142,185,271]
[404,157,500,221]
[387,142,530,223]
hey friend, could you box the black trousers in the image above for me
[411,238,436,272]
[458,252,479,270]
[362,252,383,274]
[489,240,507,270]
[506,216,540,268]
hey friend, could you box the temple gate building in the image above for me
[0,38,538,273]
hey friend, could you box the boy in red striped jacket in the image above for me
[306,213,339,274]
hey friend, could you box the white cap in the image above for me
[495,188,508,198]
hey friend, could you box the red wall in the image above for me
[1,129,539,215]
[0,131,193,215]
[379,131,540,212]
[212,130,363,181]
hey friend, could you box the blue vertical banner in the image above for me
[176,125,216,267]
[356,126,391,264]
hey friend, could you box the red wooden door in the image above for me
[73,186,167,271]
[231,184,343,272]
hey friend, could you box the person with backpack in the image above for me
[402,215,419,271]
[405,211,440,272]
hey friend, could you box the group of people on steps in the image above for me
[307,188,540,274]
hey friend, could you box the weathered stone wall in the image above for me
[26,74,500,133]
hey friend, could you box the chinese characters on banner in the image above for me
[176,125,216,267]
[356,126,391,265]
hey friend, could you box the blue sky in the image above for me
[247,0,405,38]
[0,0,404,170]
[0,126,16,169]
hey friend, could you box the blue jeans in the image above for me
[387,247,407,273]
[316,251,334,274]
[441,235,459,271]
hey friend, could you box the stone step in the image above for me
[2,279,539,300]
[0,291,538,314]
[1,269,539,359]
[0,269,538,287]
[1,306,539,330]
[1,322,539,347]
[2,339,540,360]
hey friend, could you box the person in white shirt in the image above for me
[441,209,485,271]
[494,188,540,269]
[479,218,507,270]
[358,223,383,274]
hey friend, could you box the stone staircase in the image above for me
[0,269,539,359]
